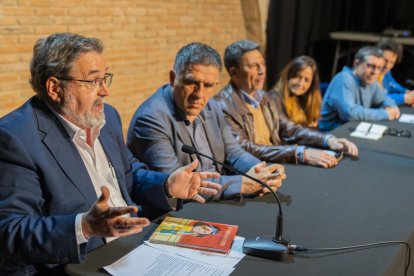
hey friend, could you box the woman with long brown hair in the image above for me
[271,56,322,128]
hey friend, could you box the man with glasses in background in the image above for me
[319,46,400,131]
[0,33,221,274]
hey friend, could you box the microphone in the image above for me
[181,144,290,261]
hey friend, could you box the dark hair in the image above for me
[376,38,403,64]
[191,222,220,237]
[29,33,103,99]
[173,42,222,76]
[274,56,321,127]
[224,40,262,73]
[354,46,384,63]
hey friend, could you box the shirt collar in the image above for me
[240,89,264,108]
[345,66,365,87]
[174,102,205,126]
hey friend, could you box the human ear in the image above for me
[45,77,62,103]
[169,70,176,87]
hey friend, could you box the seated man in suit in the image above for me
[127,42,285,200]
[0,33,221,275]
[213,40,358,168]
[319,46,400,131]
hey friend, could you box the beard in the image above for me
[59,91,105,129]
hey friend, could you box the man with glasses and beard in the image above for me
[0,33,221,274]
[319,46,400,131]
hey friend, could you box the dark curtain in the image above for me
[266,0,414,89]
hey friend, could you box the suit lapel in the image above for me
[36,105,98,207]
[165,85,193,149]
[176,121,193,148]
[202,108,224,166]
[99,127,134,206]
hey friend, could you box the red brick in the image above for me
[0,0,250,137]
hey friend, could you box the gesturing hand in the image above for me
[166,159,221,203]
[82,186,150,240]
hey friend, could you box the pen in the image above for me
[108,161,116,179]
[365,124,373,136]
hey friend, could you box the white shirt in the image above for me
[55,113,128,244]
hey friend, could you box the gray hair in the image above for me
[224,40,262,73]
[173,42,222,76]
[354,46,384,63]
[376,38,403,63]
[29,33,103,99]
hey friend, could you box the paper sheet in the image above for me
[398,113,414,124]
[350,122,388,140]
[144,236,245,269]
[103,244,234,276]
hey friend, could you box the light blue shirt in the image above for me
[382,71,407,105]
[319,66,396,131]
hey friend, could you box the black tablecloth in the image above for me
[66,147,414,276]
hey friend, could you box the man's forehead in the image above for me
[241,49,264,62]
[71,52,107,76]
[183,64,219,77]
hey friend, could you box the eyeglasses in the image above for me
[384,128,412,138]
[364,62,385,73]
[57,73,113,91]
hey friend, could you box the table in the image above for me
[331,106,414,159]
[66,122,414,276]
[329,31,414,77]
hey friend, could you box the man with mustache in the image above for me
[128,42,285,200]
[213,40,358,168]
[319,46,400,131]
[0,33,222,274]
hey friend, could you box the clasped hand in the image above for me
[385,106,401,120]
[327,137,358,157]
[241,162,286,196]
[305,137,359,168]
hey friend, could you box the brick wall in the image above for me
[0,0,247,134]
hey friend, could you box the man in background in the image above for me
[376,38,414,107]
[319,46,400,131]
[213,40,357,168]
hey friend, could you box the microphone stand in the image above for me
[181,145,289,261]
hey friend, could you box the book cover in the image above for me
[149,216,238,254]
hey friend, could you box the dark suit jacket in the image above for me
[127,84,260,200]
[0,97,171,274]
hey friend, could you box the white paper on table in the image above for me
[350,122,388,140]
[144,236,245,269]
[103,243,234,276]
[399,113,414,124]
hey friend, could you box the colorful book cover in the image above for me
[149,216,238,254]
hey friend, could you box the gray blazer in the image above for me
[127,84,260,200]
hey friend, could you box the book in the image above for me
[350,122,388,140]
[149,216,238,254]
